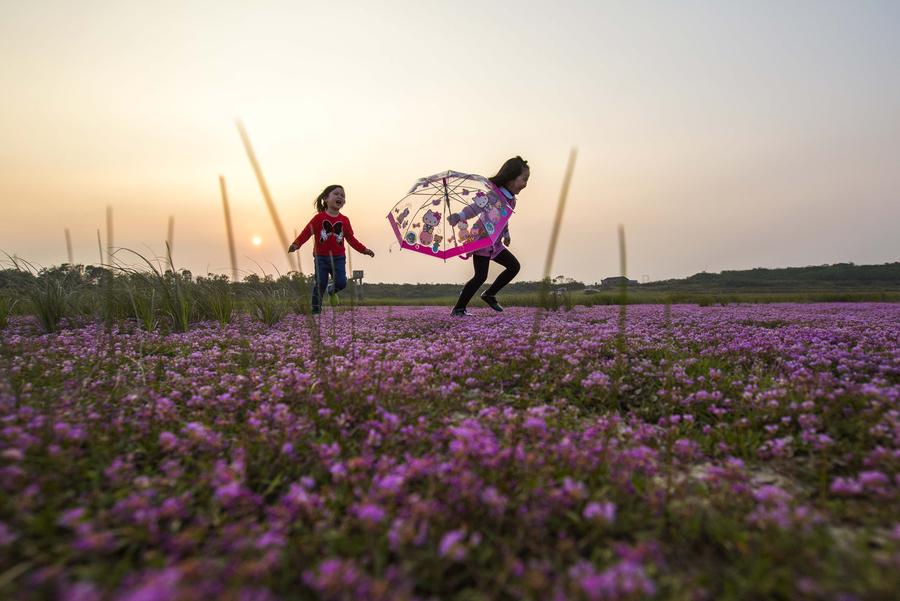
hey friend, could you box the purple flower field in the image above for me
[1,303,898,600]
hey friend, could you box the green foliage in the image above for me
[115,250,195,333]
[195,276,234,325]
[0,294,15,329]
[125,279,159,331]
[249,288,289,325]
[0,260,897,335]
[19,266,83,333]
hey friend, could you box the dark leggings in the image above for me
[453,249,520,311]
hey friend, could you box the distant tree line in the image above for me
[641,262,900,292]
[1,261,898,299]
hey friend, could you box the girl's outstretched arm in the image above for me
[288,217,316,252]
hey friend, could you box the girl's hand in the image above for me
[364,249,375,257]
[288,243,298,253]
[503,236,511,246]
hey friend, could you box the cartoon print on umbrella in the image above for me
[386,170,514,261]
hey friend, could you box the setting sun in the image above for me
[251,235,262,246]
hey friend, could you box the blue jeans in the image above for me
[312,255,347,312]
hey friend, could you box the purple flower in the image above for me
[439,529,467,561]
[158,431,178,451]
[117,568,180,601]
[354,503,386,525]
[583,501,616,524]
[830,477,863,496]
[0,521,17,546]
[214,481,242,504]
[376,474,405,494]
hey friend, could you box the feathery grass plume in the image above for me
[294,228,303,275]
[219,175,239,282]
[235,119,298,273]
[163,243,193,332]
[532,147,578,336]
[616,223,628,353]
[98,227,123,330]
[326,253,339,338]
[106,206,114,267]
[64,228,73,265]
[167,216,175,260]
[347,250,358,361]
[610,223,631,411]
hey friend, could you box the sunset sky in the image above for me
[2,1,898,284]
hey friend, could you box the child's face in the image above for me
[506,168,530,195]
[325,187,346,212]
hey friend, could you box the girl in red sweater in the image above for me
[288,185,375,314]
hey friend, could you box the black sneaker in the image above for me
[480,294,503,312]
[450,308,472,316]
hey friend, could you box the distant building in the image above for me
[600,276,639,288]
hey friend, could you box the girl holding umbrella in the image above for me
[448,156,529,315]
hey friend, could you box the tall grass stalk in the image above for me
[126,281,158,331]
[100,275,131,329]
[106,206,114,267]
[65,228,73,264]
[219,175,239,282]
[616,224,628,353]
[236,119,297,273]
[533,147,578,335]
[167,216,175,260]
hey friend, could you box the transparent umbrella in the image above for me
[387,170,513,260]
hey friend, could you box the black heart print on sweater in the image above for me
[320,221,344,242]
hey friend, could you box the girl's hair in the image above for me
[489,156,529,188]
[314,185,343,212]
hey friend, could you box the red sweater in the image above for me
[292,212,369,257]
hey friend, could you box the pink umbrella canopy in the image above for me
[387,170,513,260]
